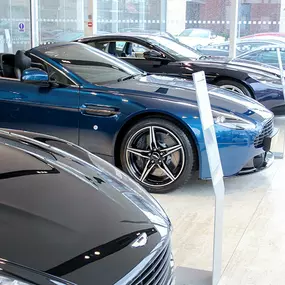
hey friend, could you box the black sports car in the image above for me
[0,129,174,285]
[76,34,285,110]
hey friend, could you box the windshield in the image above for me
[147,36,200,60]
[179,29,210,38]
[39,43,142,84]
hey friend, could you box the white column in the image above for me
[112,0,119,33]
[76,0,84,31]
[280,0,285,32]
[30,0,39,47]
[160,0,167,32]
[228,0,239,58]
[166,0,186,35]
[139,0,145,30]
[93,0,98,34]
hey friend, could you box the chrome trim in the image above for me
[114,237,171,285]
[0,77,20,82]
[0,99,78,112]
[30,53,79,87]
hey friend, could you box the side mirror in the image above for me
[143,49,168,61]
[22,68,49,86]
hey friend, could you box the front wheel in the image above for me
[216,79,252,97]
[120,118,196,193]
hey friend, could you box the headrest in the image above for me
[14,50,31,71]
[125,42,133,55]
[108,42,117,55]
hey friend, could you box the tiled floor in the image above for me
[154,116,285,285]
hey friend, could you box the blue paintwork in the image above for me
[0,43,274,179]
[22,68,49,83]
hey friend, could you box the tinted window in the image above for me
[146,36,200,60]
[239,48,285,67]
[29,54,74,86]
[238,42,273,52]
[89,40,149,58]
[38,43,142,84]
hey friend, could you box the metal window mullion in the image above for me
[30,0,39,47]
[228,0,239,59]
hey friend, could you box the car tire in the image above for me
[216,79,252,98]
[120,118,196,193]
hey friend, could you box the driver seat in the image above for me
[14,50,31,79]
[107,42,117,57]
[124,42,133,57]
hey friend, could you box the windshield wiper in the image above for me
[117,73,147,82]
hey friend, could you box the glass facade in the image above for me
[0,0,31,53]
[38,0,84,44]
[0,0,283,52]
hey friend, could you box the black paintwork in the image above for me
[76,34,284,109]
[0,129,172,285]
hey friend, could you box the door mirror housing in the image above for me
[22,68,49,86]
[143,49,169,61]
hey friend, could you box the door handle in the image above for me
[80,104,120,117]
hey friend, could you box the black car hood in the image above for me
[190,57,281,78]
[107,74,273,123]
[0,131,170,285]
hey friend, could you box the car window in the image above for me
[180,29,210,38]
[38,43,142,84]
[239,48,285,67]
[116,41,125,51]
[117,41,149,59]
[214,44,229,50]
[90,40,150,59]
[146,36,200,60]
[29,54,74,86]
[238,42,271,52]
[88,41,108,52]
[240,51,260,61]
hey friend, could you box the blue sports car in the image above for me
[0,43,276,193]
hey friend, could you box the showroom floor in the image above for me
[154,116,285,285]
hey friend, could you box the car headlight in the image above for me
[213,112,256,130]
[249,73,282,88]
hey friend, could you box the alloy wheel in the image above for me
[220,84,245,95]
[125,126,185,188]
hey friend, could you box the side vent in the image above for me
[155,87,168,94]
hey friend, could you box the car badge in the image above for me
[131,232,148,248]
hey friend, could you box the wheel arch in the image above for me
[212,76,256,99]
[114,111,200,171]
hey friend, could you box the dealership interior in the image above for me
[1,0,285,285]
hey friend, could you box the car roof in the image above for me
[77,33,163,42]
[30,41,85,52]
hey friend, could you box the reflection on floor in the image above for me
[154,116,285,285]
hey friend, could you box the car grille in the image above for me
[254,118,274,148]
[131,243,171,285]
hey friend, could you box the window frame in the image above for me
[90,39,152,60]
[29,53,79,87]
